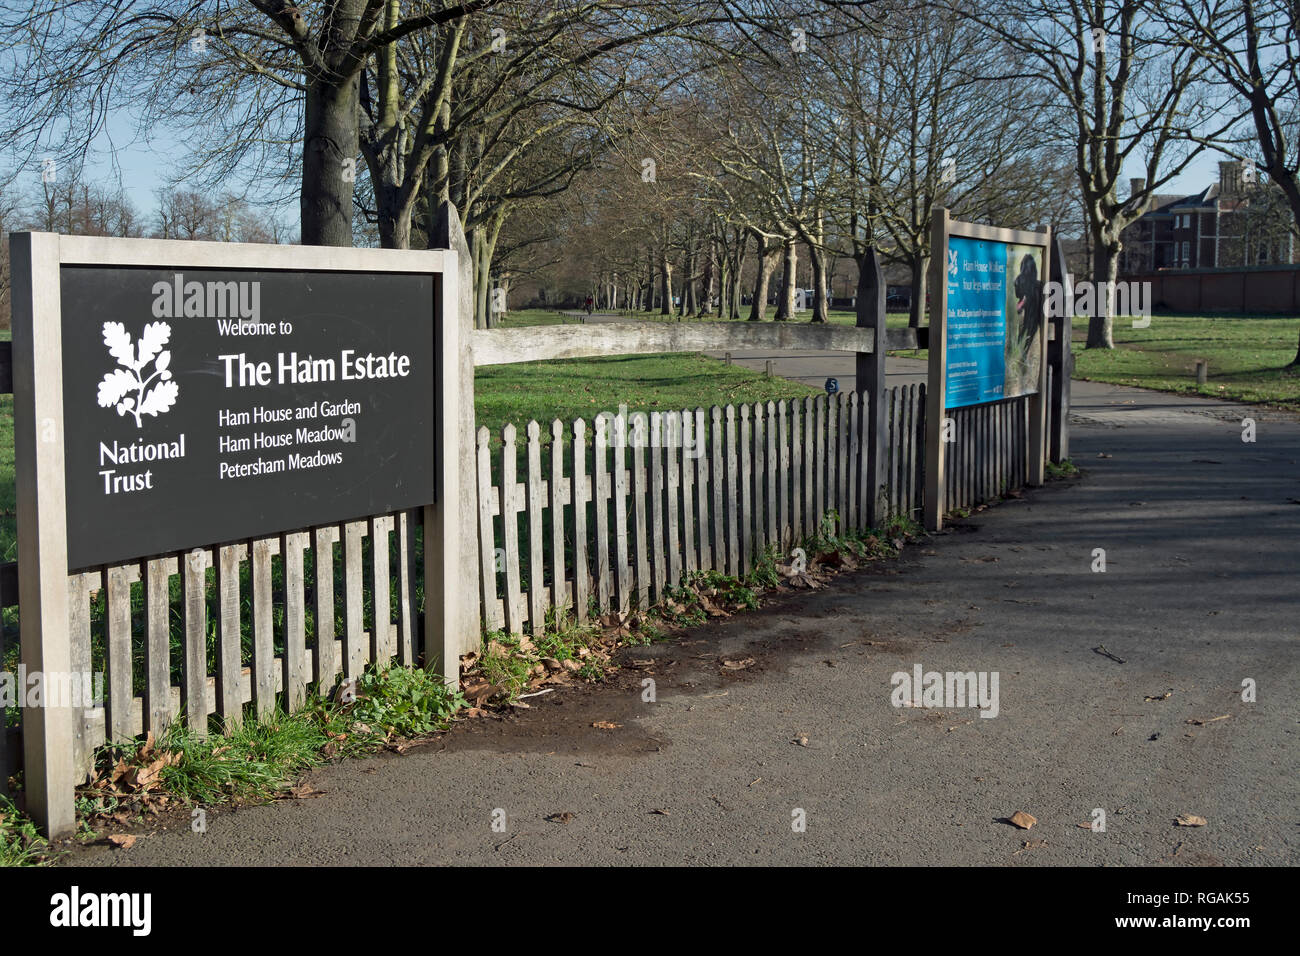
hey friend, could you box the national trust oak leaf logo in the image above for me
[96,321,178,427]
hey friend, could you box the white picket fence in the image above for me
[474,385,927,634]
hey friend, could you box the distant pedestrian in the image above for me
[585,295,594,314]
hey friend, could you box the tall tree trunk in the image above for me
[716,256,728,319]
[472,230,490,329]
[683,245,696,316]
[749,232,773,321]
[302,73,360,246]
[470,212,504,329]
[420,109,451,249]
[702,246,716,317]
[908,252,928,328]
[660,252,673,316]
[774,238,797,321]
[376,190,414,249]
[729,231,747,319]
[809,243,828,323]
[1087,237,1119,349]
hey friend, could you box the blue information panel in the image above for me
[943,235,1044,409]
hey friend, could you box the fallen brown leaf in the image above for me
[107,834,137,850]
[698,594,730,617]
[592,720,622,730]
[131,756,169,791]
[1008,811,1038,829]
[1176,814,1208,827]
[786,572,827,589]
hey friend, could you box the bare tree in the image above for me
[965,0,1226,348]
[0,1,502,247]
[1163,0,1300,363]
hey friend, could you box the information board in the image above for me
[943,236,1045,409]
[59,266,436,570]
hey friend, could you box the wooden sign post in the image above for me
[855,249,888,527]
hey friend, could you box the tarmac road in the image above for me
[66,368,1300,866]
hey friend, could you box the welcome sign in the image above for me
[11,231,468,838]
[59,266,437,570]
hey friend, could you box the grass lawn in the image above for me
[1070,313,1300,410]
[475,352,816,442]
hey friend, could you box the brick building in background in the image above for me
[1119,161,1297,273]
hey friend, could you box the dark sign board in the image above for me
[59,266,436,570]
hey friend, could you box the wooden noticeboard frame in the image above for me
[924,208,1051,531]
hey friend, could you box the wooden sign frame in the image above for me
[9,233,467,836]
[924,208,1051,531]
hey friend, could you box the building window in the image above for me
[1181,241,1190,266]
